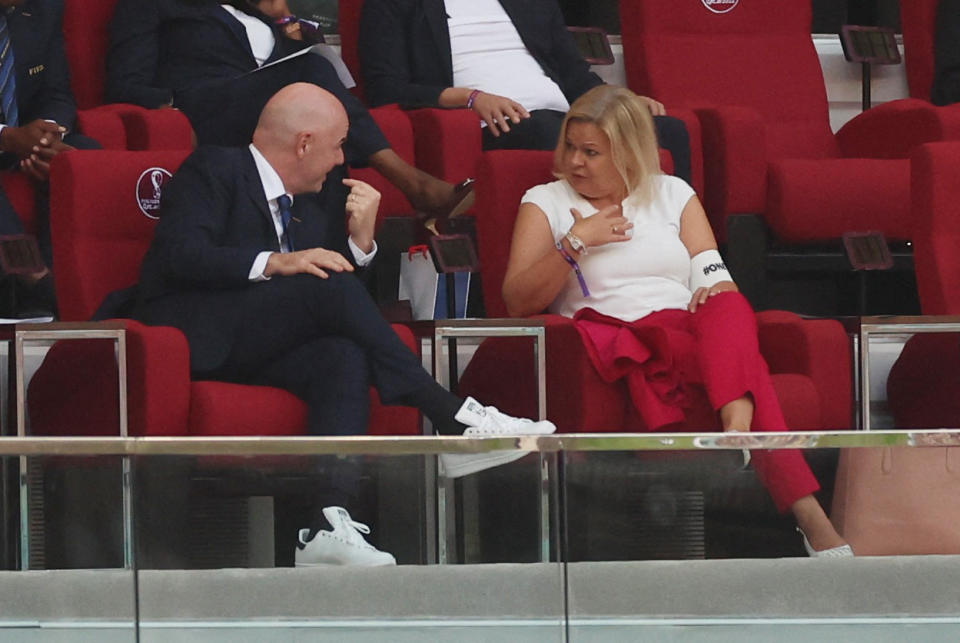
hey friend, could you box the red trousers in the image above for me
[573,292,819,512]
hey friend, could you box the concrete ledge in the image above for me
[138,564,565,620]
[0,569,135,620]
[568,556,960,618]
[3,557,960,626]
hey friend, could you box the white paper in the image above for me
[253,44,356,89]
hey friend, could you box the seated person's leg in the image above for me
[0,182,23,236]
[254,335,372,437]
[62,133,102,151]
[481,109,566,151]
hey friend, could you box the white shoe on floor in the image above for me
[295,506,396,567]
[439,396,557,479]
[798,528,855,558]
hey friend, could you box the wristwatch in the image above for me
[564,230,588,255]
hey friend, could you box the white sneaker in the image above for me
[439,396,557,479]
[294,506,396,567]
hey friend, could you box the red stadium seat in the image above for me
[886,142,960,429]
[61,0,194,150]
[456,151,852,433]
[619,0,960,307]
[27,150,420,439]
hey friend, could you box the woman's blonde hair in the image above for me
[554,85,661,202]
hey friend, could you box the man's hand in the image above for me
[264,247,354,279]
[0,120,67,159]
[638,96,666,117]
[20,140,76,182]
[343,178,379,254]
[470,92,531,137]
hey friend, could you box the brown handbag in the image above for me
[831,446,960,555]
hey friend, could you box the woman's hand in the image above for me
[569,205,633,250]
[687,280,738,313]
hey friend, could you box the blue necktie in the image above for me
[277,194,294,251]
[0,15,18,128]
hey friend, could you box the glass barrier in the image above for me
[3,433,960,641]
[130,450,565,641]
[0,452,136,642]
[859,316,960,431]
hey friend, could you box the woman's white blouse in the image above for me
[521,175,697,322]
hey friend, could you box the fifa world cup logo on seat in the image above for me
[702,0,739,14]
[137,167,174,219]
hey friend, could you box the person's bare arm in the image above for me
[678,195,737,312]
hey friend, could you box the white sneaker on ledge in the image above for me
[295,506,396,567]
[439,396,557,479]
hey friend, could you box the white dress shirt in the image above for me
[247,144,377,281]
[220,5,275,67]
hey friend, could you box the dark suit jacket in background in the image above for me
[359,0,603,108]
[6,0,77,131]
[106,0,387,157]
[1,0,96,252]
[135,145,353,372]
[933,0,960,105]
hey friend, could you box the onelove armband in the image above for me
[556,242,590,297]
[466,89,482,109]
[689,249,732,291]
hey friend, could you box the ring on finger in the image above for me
[612,225,619,234]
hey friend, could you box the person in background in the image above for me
[502,85,852,557]
[933,0,960,105]
[0,0,101,315]
[106,0,470,219]
[359,0,691,185]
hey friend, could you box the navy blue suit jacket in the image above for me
[359,0,602,108]
[106,0,306,109]
[6,0,77,129]
[106,0,387,157]
[135,145,353,372]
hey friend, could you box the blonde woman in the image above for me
[503,85,852,557]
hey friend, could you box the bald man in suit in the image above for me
[131,83,555,565]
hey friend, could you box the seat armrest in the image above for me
[405,107,482,183]
[112,105,195,151]
[756,311,852,430]
[75,107,127,150]
[26,319,192,437]
[693,106,768,235]
[836,98,960,159]
[124,319,193,436]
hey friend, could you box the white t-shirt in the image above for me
[521,176,697,322]
[444,0,569,114]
